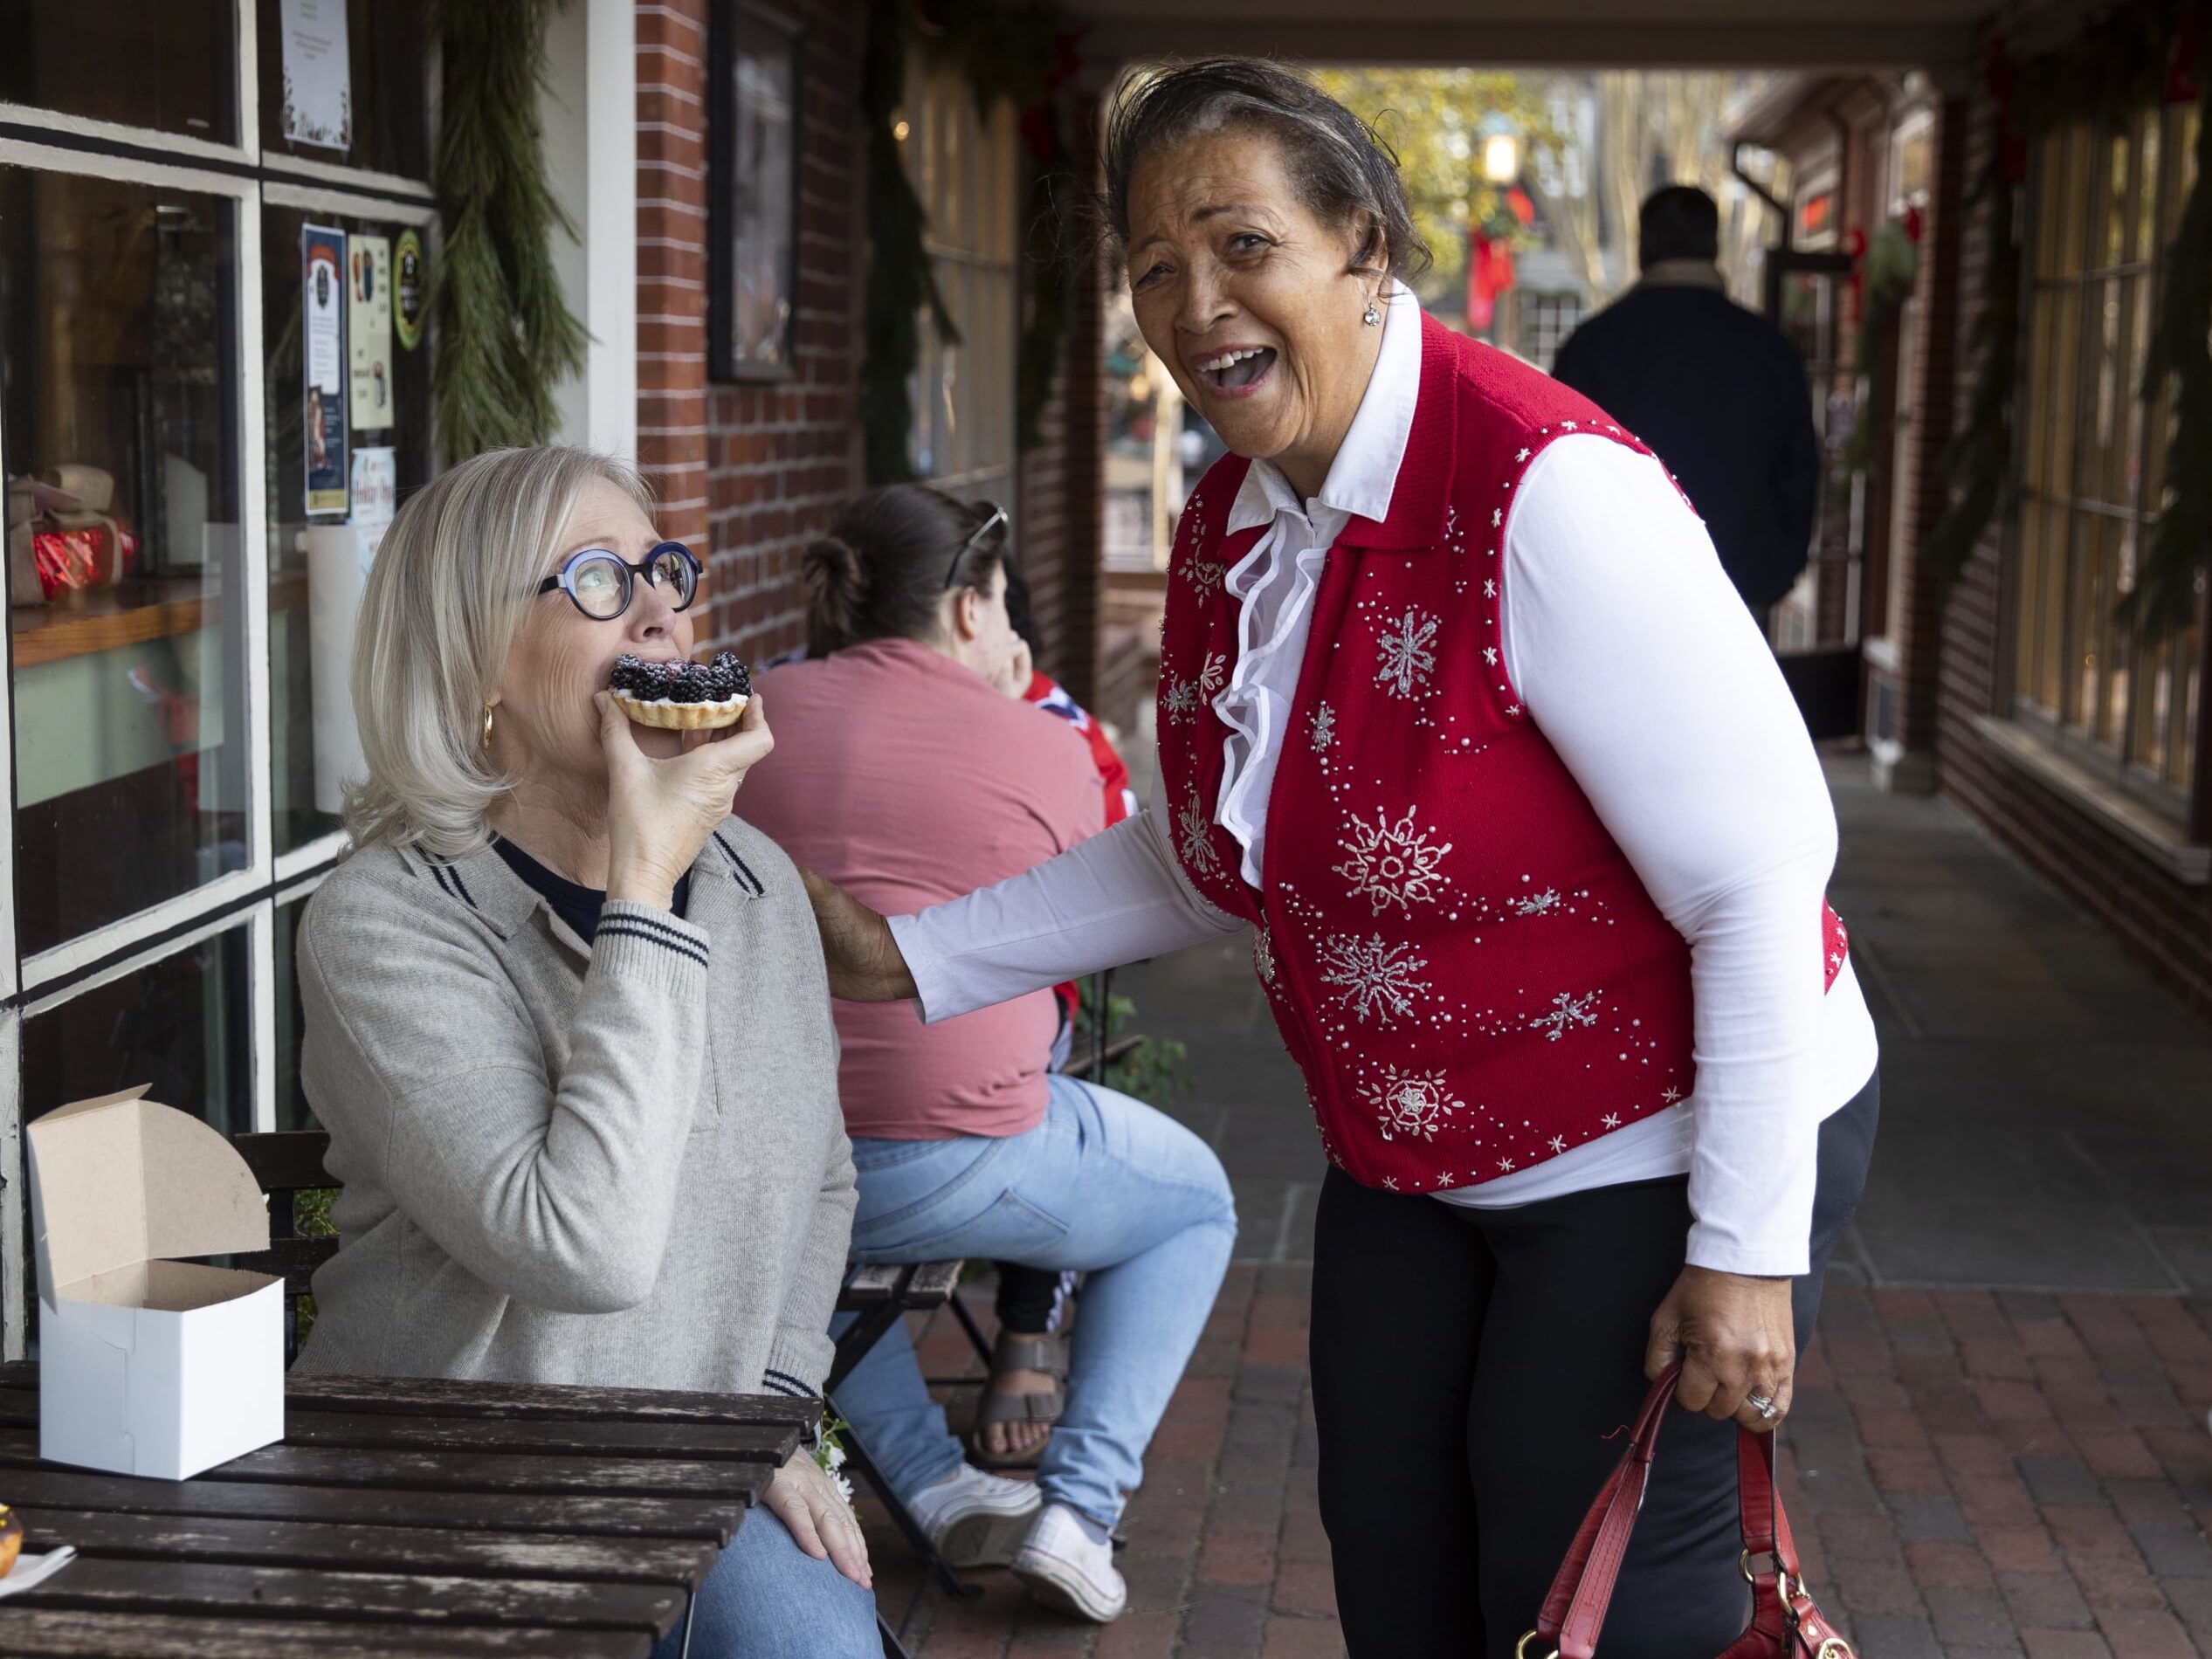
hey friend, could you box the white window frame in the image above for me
[0,0,437,1357]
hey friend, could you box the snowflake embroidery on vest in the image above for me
[1314,933,1430,1025]
[1162,676,1201,724]
[1514,888,1561,917]
[1361,1064,1464,1142]
[1530,989,1602,1042]
[1252,925,1278,986]
[1184,559,1224,599]
[1373,608,1440,700]
[1176,791,1224,881]
[1310,702,1339,761]
[1198,651,1229,698]
[1334,807,1452,915]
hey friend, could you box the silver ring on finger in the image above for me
[1747,1391,1778,1420]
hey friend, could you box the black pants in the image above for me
[1310,1075,1878,1658]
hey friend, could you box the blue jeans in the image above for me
[833,1074,1237,1528]
[650,1507,879,1659]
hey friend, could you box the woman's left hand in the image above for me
[1643,1265,1796,1434]
[762,1448,872,1589]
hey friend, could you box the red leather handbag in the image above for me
[1516,1365,1855,1659]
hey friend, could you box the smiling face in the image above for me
[1125,127,1387,498]
[493,476,697,789]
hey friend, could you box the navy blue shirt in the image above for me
[491,837,690,945]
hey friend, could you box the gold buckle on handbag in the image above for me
[1739,1546,1810,1600]
[1514,1632,1560,1659]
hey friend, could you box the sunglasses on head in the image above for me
[945,502,1008,590]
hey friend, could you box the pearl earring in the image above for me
[1362,298,1382,327]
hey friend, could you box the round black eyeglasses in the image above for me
[536,542,702,621]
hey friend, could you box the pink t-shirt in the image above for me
[741,637,1104,1139]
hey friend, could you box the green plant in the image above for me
[1074,981,1192,1108]
[431,0,589,463]
[291,1187,338,1343]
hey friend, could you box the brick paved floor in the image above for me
[857,758,2212,1656]
[869,1279,2212,1658]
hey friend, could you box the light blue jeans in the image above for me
[650,1506,879,1659]
[833,1074,1237,1529]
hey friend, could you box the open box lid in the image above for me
[26,1085,270,1302]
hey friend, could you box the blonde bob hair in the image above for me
[345,445,653,859]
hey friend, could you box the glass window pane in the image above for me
[2175,598,2203,791]
[2024,291,2057,490]
[1,169,246,957]
[257,0,432,180]
[0,0,236,143]
[261,205,435,857]
[2016,500,2046,704]
[22,925,252,1138]
[2045,285,2082,502]
[2036,504,2068,712]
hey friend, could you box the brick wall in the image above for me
[634,3,1100,686]
[635,0,865,666]
[1928,89,2212,1020]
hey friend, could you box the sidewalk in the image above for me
[862,758,2212,1656]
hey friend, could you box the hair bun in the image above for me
[801,533,869,651]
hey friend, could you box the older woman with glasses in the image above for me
[293,445,879,1659]
[736,483,1236,1626]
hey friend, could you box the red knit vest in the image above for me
[1155,314,1849,1193]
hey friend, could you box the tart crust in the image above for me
[612,691,749,730]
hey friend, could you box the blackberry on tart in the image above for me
[609,651,752,730]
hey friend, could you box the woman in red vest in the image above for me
[808,59,1878,1656]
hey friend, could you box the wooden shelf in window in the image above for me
[10,575,309,669]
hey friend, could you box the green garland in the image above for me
[1927,0,2208,643]
[860,0,1077,485]
[431,0,589,465]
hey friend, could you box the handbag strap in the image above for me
[1531,1366,1802,1659]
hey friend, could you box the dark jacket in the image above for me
[1552,279,1820,609]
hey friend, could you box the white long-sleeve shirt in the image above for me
[892,299,1878,1275]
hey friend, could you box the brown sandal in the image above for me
[969,1332,1068,1467]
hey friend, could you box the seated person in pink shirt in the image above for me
[741,486,1235,1623]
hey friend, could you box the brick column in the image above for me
[635,2,711,554]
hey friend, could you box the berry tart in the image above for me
[609,651,752,731]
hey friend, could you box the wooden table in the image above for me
[0,1362,814,1658]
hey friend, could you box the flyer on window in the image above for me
[302,224,350,518]
[348,235,394,430]
[394,229,427,351]
[279,0,352,151]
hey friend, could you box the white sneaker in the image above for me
[1012,1502,1128,1622]
[905,1463,1042,1568]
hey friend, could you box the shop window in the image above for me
[0,0,236,143]
[2012,105,2203,813]
[262,203,434,856]
[255,0,434,181]
[0,169,248,958]
[21,926,252,1139]
[901,55,1018,502]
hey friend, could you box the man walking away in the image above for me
[1553,186,1821,630]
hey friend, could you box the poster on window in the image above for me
[348,235,394,430]
[302,224,350,518]
[279,0,353,151]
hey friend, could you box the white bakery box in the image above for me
[25,1085,284,1479]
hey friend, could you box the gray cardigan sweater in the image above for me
[293,817,854,1405]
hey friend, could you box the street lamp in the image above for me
[1482,131,1519,184]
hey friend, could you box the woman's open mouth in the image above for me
[1194,346,1277,399]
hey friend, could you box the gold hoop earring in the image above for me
[481,704,497,750]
